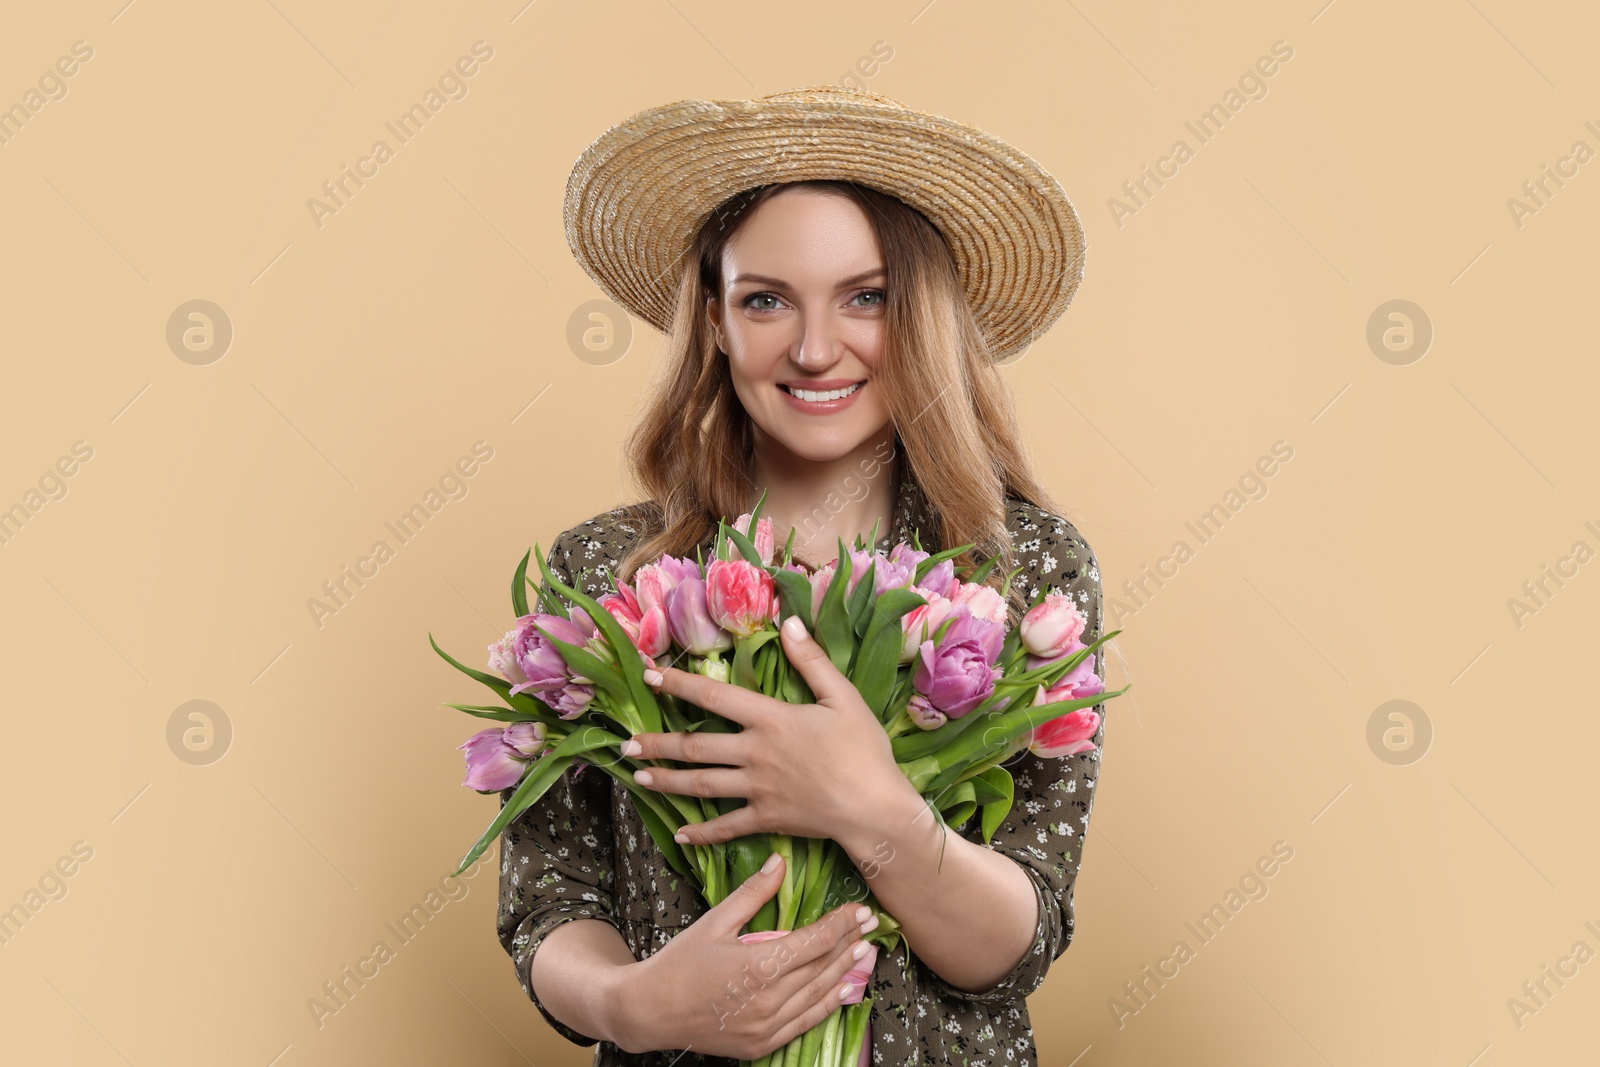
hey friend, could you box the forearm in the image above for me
[527,918,639,1050]
[839,775,1037,994]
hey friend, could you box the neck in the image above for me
[748,425,899,570]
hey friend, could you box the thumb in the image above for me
[712,851,785,932]
[779,614,848,703]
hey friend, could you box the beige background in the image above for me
[1,0,1595,1064]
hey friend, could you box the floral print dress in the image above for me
[495,472,1107,1067]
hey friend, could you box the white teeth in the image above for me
[786,382,862,402]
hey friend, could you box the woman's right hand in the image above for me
[611,853,879,1059]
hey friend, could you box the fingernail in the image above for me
[674,832,690,844]
[620,739,642,756]
[642,668,663,686]
[838,983,854,1001]
[854,906,871,923]
[762,852,782,873]
[633,769,653,786]
[860,915,879,935]
[852,941,870,960]
[782,615,805,639]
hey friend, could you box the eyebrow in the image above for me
[728,267,885,289]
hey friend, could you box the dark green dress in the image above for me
[495,473,1108,1066]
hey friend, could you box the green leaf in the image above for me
[934,779,977,831]
[966,551,1001,585]
[441,702,553,724]
[428,632,552,718]
[771,567,814,633]
[732,630,781,691]
[628,785,693,881]
[511,549,532,617]
[814,543,855,675]
[851,588,926,718]
[913,542,974,586]
[535,627,631,708]
[972,766,1015,844]
[847,558,878,640]
[532,545,662,734]
[722,519,768,569]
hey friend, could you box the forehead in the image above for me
[722,188,882,282]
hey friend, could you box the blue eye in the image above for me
[743,292,781,311]
[853,289,885,307]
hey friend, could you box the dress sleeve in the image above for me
[922,515,1107,1005]
[495,530,626,1047]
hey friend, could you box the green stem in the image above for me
[774,835,797,929]
[840,998,872,1067]
[882,706,915,739]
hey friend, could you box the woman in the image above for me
[497,86,1106,1066]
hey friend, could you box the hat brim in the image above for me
[563,88,1085,362]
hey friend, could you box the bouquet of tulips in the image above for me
[430,493,1125,1067]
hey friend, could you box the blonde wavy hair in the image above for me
[616,179,1062,623]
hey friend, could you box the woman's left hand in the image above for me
[623,615,907,846]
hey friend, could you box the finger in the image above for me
[633,763,746,800]
[645,665,769,727]
[709,851,786,934]
[625,729,741,766]
[774,902,869,970]
[777,614,852,704]
[768,935,871,1052]
[674,802,762,847]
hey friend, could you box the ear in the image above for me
[705,295,724,349]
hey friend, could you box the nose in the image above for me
[791,303,845,372]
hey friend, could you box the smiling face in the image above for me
[707,185,895,465]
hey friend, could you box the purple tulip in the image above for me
[505,613,597,718]
[459,721,549,792]
[912,611,1002,720]
[843,547,914,597]
[942,606,1006,665]
[890,542,953,597]
[667,575,734,656]
[906,692,948,731]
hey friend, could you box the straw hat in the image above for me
[563,85,1085,362]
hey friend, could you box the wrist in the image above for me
[839,771,927,867]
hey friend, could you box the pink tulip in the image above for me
[459,721,548,792]
[1020,593,1088,660]
[705,557,775,638]
[733,512,778,566]
[810,563,836,621]
[948,580,1008,629]
[635,557,697,616]
[1026,709,1101,758]
[667,575,734,656]
[1025,651,1104,757]
[598,580,671,659]
[899,591,955,665]
[1031,650,1103,706]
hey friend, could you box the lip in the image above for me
[778,379,867,415]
